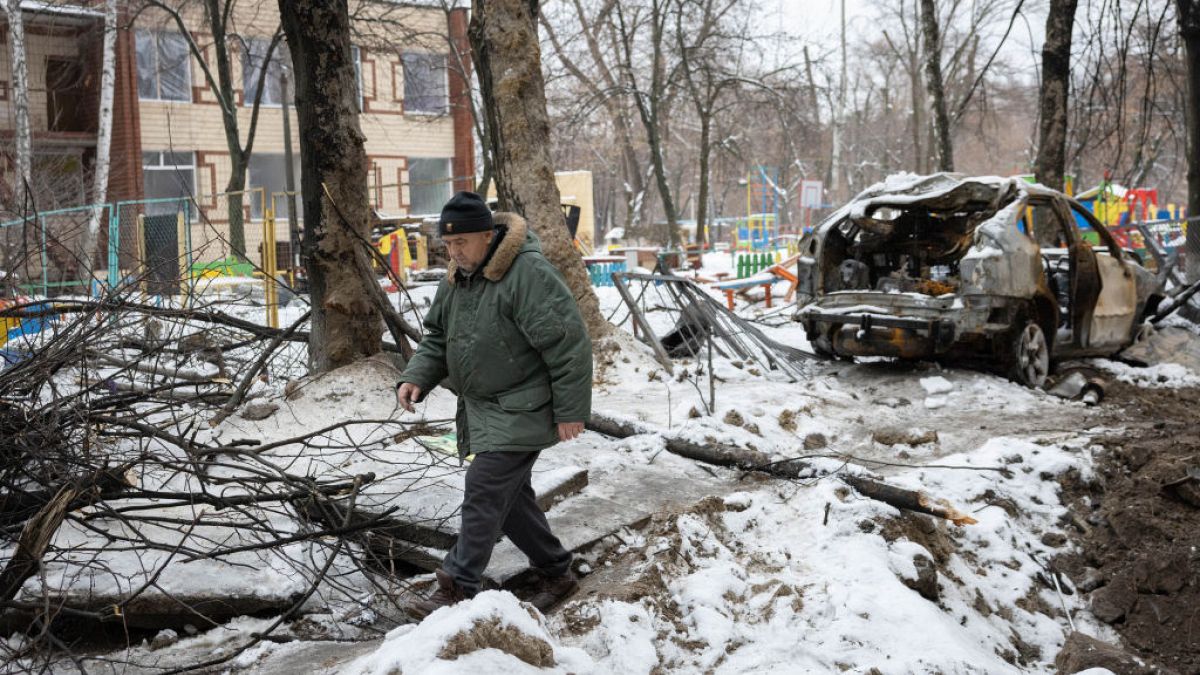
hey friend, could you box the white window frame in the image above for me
[142,151,196,219]
[401,52,449,116]
[136,30,192,103]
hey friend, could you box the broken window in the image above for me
[402,52,448,114]
[243,38,292,107]
[136,31,191,102]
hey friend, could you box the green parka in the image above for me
[397,213,593,457]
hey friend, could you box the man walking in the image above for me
[395,191,592,619]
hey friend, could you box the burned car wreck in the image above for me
[796,174,1163,387]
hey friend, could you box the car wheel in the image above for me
[1008,321,1050,388]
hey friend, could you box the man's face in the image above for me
[443,230,494,273]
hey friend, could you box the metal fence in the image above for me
[0,204,111,296]
[1,189,294,327]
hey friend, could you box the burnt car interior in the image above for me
[820,183,1008,298]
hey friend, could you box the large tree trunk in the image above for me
[1033,0,1078,247]
[469,0,610,340]
[1179,0,1200,282]
[919,0,955,172]
[278,0,383,371]
[1033,0,1078,193]
[80,0,119,289]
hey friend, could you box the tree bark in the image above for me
[80,0,119,289]
[3,0,32,200]
[469,0,610,340]
[1034,0,1078,194]
[1178,0,1200,282]
[1032,0,1078,247]
[919,0,955,172]
[278,0,383,371]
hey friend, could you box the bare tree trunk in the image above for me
[830,0,847,199]
[278,0,383,371]
[614,0,681,247]
[1179,0,1200,282]
[469,0,610,339]
[1034,0,1077,193]
[909,52,925,173]
[80,0,119,289]
[696,115,712,248]
[919,0,955,172]
[4,0,32,199]
[1033,0,1078,246]
[541,3,645,232]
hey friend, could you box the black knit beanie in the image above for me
[438,191,494,236]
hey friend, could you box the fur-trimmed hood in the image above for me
[447,212,532,284]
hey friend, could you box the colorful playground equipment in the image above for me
[736,165,780,251]
[1073,182,1188,257]
[0,298,56,365]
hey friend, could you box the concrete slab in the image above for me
[484,462,735,584]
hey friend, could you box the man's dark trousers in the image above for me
[443,450,572,595]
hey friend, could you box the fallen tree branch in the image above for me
[587,411,774,470]
[842,475,979,526]
[0,485,77,602]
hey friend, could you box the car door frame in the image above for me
[1065,199,1139,352]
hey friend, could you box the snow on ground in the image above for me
[15,256,1197,674]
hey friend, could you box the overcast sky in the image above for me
[769,0,1049,83]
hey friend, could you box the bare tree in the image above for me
[541,0,650,231]
[920,0,955,171]
[80,0,121,286]
[278,0,383,370]
[142,0,285,259]
[469,0,609,339]
[2,0,33,201]
[613,0,683,247]
[1034,0,1079,202]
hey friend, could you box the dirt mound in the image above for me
[1056,382,1200,674]
[438,613,556,667]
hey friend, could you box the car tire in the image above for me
[1008,320,1050,388]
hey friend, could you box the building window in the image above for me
[142,151,195,216]
[136,31,191,102]
[243,38,292,107]
[402,53,447,114]
[408,158,451,215]
[248,153,303,220]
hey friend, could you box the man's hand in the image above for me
[557,421,585,442]
[396,382,423,412]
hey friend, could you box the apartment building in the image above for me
[2,0,473,273]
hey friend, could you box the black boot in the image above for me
[409,569,468,620]
[526,570,579,612]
